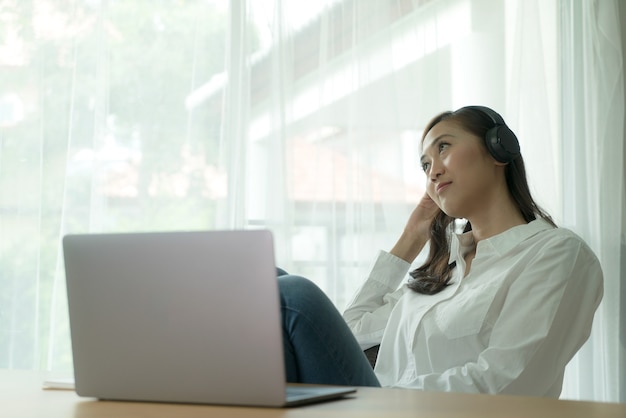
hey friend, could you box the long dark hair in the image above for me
[407,107,556,295]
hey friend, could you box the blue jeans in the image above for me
[277,269,380,387]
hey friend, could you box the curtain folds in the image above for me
[559,0,624,402]
[0,0,623,403]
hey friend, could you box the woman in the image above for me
[278,106,603,397]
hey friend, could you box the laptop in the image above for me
[62,229,356,407]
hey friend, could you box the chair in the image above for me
[364,344,380,369]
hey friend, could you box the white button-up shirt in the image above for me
[343,219,603,397]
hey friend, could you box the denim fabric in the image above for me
[277,272,381,387]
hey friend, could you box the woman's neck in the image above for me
[467,198,527,243]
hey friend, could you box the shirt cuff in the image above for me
[368,250,412,288]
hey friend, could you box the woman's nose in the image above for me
[429,160,443,181]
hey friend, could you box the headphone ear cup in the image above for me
[485,125,520,163]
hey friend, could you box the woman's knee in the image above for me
[278,275,330,311]
[278,274,321,297]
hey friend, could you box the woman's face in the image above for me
[420,119,504,219]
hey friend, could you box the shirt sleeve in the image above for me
[412,237,604,396]
[342,250,411,350]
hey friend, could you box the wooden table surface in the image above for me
[2,369,624,418]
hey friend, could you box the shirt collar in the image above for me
[449,218,555,263]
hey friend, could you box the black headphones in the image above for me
[460,105,520,163]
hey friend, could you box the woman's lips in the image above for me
[436,182,451,193]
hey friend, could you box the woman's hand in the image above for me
[406,192,441,238]
[390,192,441,263]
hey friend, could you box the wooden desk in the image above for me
[2,369,624,418]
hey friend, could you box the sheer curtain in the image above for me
[503,0,625,402]
[558,0,624,402]
[0,0,623,403]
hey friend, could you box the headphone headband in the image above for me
[463,105,506,126]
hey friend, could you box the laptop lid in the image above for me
[63,229,355,407]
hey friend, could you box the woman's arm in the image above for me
[343,193,440,349]
[342,251,410,349]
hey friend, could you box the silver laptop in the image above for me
[63,229,356,407]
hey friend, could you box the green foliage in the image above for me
[0,0,261,370]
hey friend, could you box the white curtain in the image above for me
[0,0,623,403]
[557,0,624,402]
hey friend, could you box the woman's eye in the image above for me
[421,162,430,172]
[438,142,449,152]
